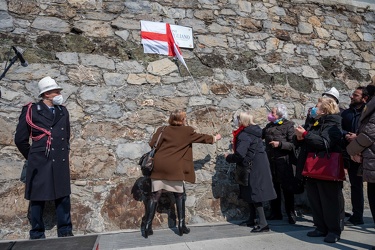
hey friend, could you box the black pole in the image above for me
[0,55,19,98]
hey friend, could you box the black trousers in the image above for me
[269,158,295,216]
[368,182,375,224]
[29,195,73,239]
[306,178,344,236]
[347,161,364,221]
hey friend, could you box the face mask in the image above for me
[52,95,64,105]
[310,107,318,118]
[233,116,239,127]
[267,113,276,122]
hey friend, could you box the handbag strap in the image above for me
[317,122,331,158]
[322,138,331,158]
[153,126,166,149]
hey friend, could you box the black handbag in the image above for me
[234,162,252,186]
[20,160,28,183]
[139,126,165,176]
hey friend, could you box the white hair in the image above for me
[275,103,288,120]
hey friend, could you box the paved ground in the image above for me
[1,210,374,250]
[98,210,375,250]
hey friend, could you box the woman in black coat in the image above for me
[295,97,344,244]
[225,111,276,233]
[263,104,297,224]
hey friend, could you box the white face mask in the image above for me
[52,95,64,105]
[233,115,239,127]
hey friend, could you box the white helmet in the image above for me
[322,87,339,103]
[38,76,62,97]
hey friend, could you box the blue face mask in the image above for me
[310,107,318,118]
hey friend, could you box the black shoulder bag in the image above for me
[139,126,166,176]
[234,138,258,186]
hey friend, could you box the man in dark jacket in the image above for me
[15,76,73,239]
[341,87,368,225]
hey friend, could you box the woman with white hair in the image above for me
[263,104,297,224]
[225,111,276,233]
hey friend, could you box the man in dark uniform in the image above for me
[342,86,368,225]
[15,76,73,239]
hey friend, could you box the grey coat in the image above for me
[347,98,375,183]
[15,101,71,201]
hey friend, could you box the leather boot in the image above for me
[143,199,157,238]
[175,194,190,236]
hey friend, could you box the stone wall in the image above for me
[0,0,374,240]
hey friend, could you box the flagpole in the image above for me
[174,58,218,134]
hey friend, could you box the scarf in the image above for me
[232,125,245,152]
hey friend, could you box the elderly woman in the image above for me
[262,104,297,224]
[225,111,276,233]
[143,109,221,238]
[294,97,344,243]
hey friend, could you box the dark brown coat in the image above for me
[149,125,215,183]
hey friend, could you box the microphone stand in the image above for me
[0,55,19,98]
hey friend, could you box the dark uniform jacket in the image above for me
[226,125,276,203]
[15,100,71,201]
[149,125,214,184]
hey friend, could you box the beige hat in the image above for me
[322,87,339,103]
[38,76,62,97]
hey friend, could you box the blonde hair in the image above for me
[239,111,256,127]
[168,109,186,126]
[318,97,339,115]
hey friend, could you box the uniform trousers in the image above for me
[29,195,72,239]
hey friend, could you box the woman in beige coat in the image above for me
[143,109,221,238]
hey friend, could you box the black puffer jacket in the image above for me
[263,119,295,159]
[295,114,343,178]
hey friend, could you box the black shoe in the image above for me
[59,232,74,237]
[307,229,326,237]
[288,215,297,224]
[251,225,269,233]
[324,233,340,243]
[266,214,282,220]
[178,224,190,236]
[288,213,297,225]
[347,217,364,225]
[29,234,46,240]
